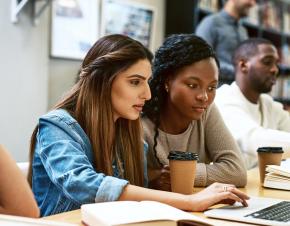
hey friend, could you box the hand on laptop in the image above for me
[189,182,250,211]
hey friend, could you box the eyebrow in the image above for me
[127,74,151,80]
[262,55,278,60]
[188,76,218,83]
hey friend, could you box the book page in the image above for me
[266,173,290,182]
[281,158,290,168]
[0,214,76,226]
[266,165,290,177]
[140,201,210,223]
[81,201,212,226]
[264,179,290,190]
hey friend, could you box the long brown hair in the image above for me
[28,34,153,187]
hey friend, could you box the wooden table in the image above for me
[45,168,290,226]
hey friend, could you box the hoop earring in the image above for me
[165,85,169,92]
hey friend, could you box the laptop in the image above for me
[204,196,290,226]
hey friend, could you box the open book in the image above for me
[0,214,77,226]
[263,159,290,190]
[81,201,213,226]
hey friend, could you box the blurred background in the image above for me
[1,0,290,161]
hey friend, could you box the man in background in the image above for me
[195,0,256,82]
[215,38,290,169]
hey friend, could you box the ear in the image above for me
[238,59,249,74]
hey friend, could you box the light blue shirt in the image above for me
[196,10,248,80]
[32,109,148,216]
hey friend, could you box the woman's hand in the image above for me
[187,182,250,212]
[148,165,171,191]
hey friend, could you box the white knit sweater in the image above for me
[215,82,290,169]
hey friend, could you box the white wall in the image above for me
[0,1,49,161]
[49,0,165,107]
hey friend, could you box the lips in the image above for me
[133,104,144,112]
[192,106,207,113]
[270,78,276,85]
[267,76,277,85]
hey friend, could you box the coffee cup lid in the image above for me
[257,147,284,153]
[168,151,198,161]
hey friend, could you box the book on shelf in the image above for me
[283,3,290,34]
[198,0,219,12]
[244,4,259,25]
[259,1,282,32]
[263,159,290,191]
[81,201,213,226]
[281,44,290,66]
[283,77,290,99]
[0,214,76,226]
[271,75,290,101]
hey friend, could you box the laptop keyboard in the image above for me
[245,201,290,222]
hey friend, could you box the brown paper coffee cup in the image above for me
[168,151,198,195]
[257,147,283,184]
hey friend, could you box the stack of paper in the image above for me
[264,159,290,190]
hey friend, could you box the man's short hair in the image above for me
[233,38,273,67]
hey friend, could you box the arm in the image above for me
[37,118,128,205]
[218,102,290,167]
[198,104,247,187]
[0,145,39,217]
[271,100,290,131]
[39,115,249,212]
[119,183,249,212]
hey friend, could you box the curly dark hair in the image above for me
[142,34,219,166]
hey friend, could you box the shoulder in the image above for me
[195,103,220,126]
[196,12,222,29]
[141,116,155,137]
[217,83,234,94]
[40,109,77,125]
[38,109,87,143]
[260,94,284,110]
[215,84,233,103]
[200,12,222,23]
[203,103,220,120]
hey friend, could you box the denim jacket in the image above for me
[32,109,148,216]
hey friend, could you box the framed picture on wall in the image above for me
[51,0,100,60]
[101,0,156,50]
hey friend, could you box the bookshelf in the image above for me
[165,0,290,107]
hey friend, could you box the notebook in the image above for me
[204,196,290,226]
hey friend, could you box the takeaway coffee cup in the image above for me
[257,147,284,184]
[168,151,198,194]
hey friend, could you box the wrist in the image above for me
[181,194,195,211]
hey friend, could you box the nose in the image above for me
[196,89,208,102]
[271,64,279,76]
[142,83,151,101]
